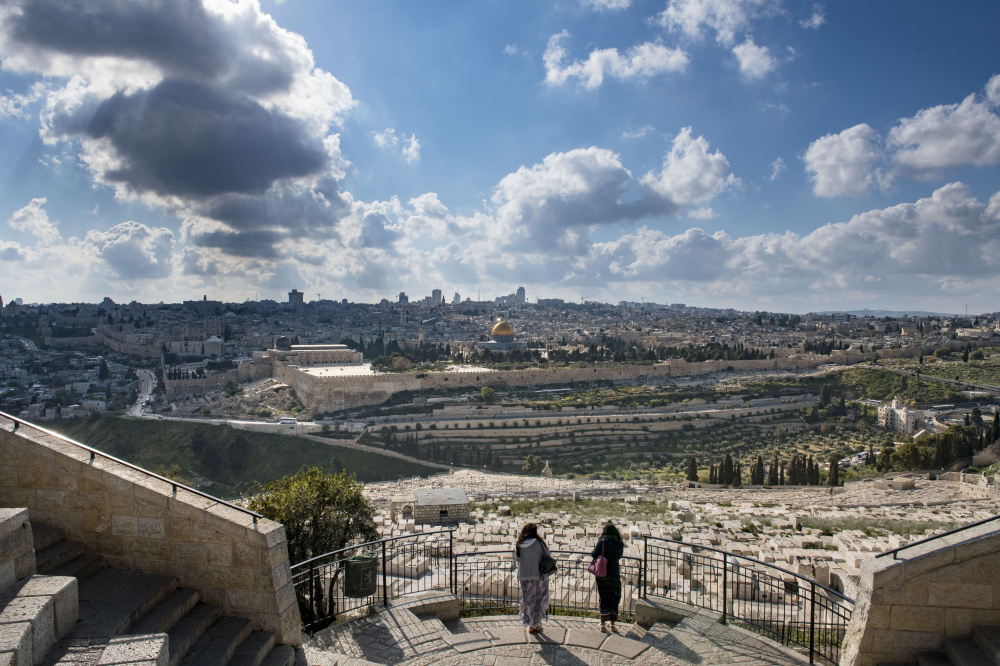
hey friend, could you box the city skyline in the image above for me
[1,0,999,312]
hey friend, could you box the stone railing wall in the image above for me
[839,520,1000,666]
[0,420,300,644]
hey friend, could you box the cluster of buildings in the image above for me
[1,288,998,419]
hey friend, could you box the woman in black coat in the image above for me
[591,522,625,632]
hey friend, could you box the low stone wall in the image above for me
[840,520,1000,666]
[0,421,300,644]
[0,507,35,590]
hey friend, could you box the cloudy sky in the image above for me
[1,0,998,313]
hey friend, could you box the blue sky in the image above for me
[1,0,998,313]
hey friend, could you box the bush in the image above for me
[245,467,378,565]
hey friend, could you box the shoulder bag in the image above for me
[588,539,608,577]
[539,544,558,577]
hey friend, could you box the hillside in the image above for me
[54,415,443,498]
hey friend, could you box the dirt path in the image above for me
[299,433,453,471]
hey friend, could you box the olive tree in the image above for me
[246,467,378,565]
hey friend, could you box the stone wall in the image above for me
[839,520,1000,666]
[282,356,825,415]
[162,357,273,399]
[0,421,300,644]
[0,507,35,591]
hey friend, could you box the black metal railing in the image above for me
[0,411,263,525]
[643,536,854,665]
[290,531,454,633]
[454,550,642,621]
[875,514,1000,560]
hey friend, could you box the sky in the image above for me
[1,0,999,314]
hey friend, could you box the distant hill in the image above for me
[54,415,442,499]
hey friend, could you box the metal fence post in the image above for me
[450,531,455,595]
[642,537,648,600]
[309,561,316,624]
[721,552,728,625]
[382,540,389,608]
[809,581,816,664]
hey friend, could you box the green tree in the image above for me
[245,467,378,565]
[522,454,544,474]
[481,386,496,403]
[828,454,840,486]
[685,457,699,482]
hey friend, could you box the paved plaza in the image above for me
[299,601,814,666]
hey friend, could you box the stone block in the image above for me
[0,563,15,593]
[205,543,232,566]
[890,605,945,633]
[0,575,78,638]
[96,634,168,666]
[137,518,164,540]
[111,516,137,537]
[81,512,111,535]
[173,543,205,564]
[0,597,55,662]
[944,607,1000,636]
[12,551,33,582]
[226,588,265,615]
[0,621,32,666]
[232,542,258,569]
[927,582,992,609]
[128,538,173,562]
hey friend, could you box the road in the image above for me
[879,365,1000,398]
[299,433,453,471]
[128,369,157,417]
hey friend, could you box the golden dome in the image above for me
[491,320,514,336]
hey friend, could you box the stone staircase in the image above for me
[0,512,294,666]
[914,626,1000,666]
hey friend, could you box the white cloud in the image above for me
[0,241,26,261]
[641,127,739,205]
[803,123,882,197]
[654,0,772,45]
[800,5,825,29]
[544,31,688,89]
[581,0,632,9]
[732,37,777,80]
[622,125,654,139]
[768,157,786,180]
[503,43,526,57]
[372,128,421,163]
[85,221,174,280]
[889,84,1000,178]
[6,197,61,243]
[987,74,1000,107]
[402,134,421,163]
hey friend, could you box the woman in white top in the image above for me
[514,522,550,634]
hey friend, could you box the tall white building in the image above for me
[878,396,922,434]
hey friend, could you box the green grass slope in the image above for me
[54,415,442,498]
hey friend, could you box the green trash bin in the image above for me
[344,553,378,598]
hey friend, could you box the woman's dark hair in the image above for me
[516,523,545,556]
[601,522,622,541]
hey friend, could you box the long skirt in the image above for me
[596,575,621,622]
[519,578,549,628]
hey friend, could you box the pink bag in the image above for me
[588,540,607,577]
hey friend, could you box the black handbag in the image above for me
[539,546,558,576]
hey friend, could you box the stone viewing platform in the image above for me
[298,593,813,666]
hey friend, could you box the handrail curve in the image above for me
[643,534,855,604]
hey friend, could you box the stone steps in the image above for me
[913,625,1000,666]
[31,523,104,580]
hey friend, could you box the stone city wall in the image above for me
[840,520,1000,666]
[94,327,163,358]
[281,357,824,414]
[163,357,273,399]
[0,421,300,644]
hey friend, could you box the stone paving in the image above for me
[298,603,814,666]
